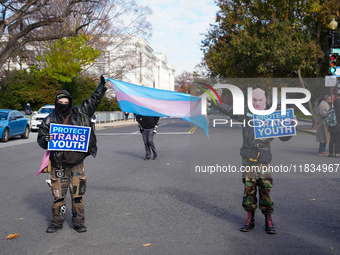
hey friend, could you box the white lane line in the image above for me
[97,132,191,136]
[158,132,189,135]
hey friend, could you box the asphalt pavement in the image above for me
[1,116,339,255]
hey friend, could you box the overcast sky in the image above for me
[137,0,219,77]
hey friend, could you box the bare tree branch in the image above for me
[0,0,152,78]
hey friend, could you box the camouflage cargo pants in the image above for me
[241,163,273,214]
[50,163,87,227]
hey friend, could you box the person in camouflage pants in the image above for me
[241,164,273,214]
[212,88,294,234]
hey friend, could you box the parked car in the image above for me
[0,109,30,142]
[30,105,55,131]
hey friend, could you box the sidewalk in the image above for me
[95,118,317,135]
[296,118,316,135]
[95,119,139,130]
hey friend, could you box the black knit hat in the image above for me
[55,90,73,124]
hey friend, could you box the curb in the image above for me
[297,118,312,123]
[296,118,315,135]
[96,123,139,130]
[296,127,316,136]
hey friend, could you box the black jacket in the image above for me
[136,115,159,129]
[212,103,291,161]
[24,105,32,115]
[37,83,107,168]
[329,98,340,133]
[213,104,273,151]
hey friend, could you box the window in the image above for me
[0,112,8,120]
[15,111,23,119]
[9,112,16,120]
[39,107,54,114]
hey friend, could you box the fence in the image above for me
[95,111,134,123]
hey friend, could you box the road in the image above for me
[0,117,339,254]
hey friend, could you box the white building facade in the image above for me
[87,36,175,91]
[1,35,175,92]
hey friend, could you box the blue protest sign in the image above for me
[48,124,91,152]
[253,109,296,139]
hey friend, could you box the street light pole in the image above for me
[329,18,338,95]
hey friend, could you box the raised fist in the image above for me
[100,75,106,85]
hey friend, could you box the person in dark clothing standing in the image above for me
[136,115,159,160]
[328,98,340,157]
[211,88,293,234]
[37,75,107,233]
[24,103,32,115]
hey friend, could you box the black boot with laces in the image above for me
[46,224,63,233]
[240,211,255,232]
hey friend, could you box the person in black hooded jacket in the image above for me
[328,98,340,157]
[136,115,159,160]
[37,75,107,233]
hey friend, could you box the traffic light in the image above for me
[329,53,337,74]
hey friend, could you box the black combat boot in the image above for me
[240,210,255,232]
[46,224,63,233]
[74,224,87,233]
[265,214,276,234]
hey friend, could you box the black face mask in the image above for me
[58,103,70,115]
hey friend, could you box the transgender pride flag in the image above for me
[107,79,209,137]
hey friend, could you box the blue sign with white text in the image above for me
[48,124,91,152]
[254,109,296,139]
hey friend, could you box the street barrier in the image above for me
[95,111,134,123]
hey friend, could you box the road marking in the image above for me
[97,132,191,136]
[188,125,198,134]
[156,132,190,135]
[188,125,196,133]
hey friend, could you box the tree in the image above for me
[36,34,101,83]
[0,69,62,110]
[0,1,97,69]
[62,75,98,106]
[200,0,340,128]
[0,69,116,111]
[69,1,153,83]
[97,96,120,111]
[175,71,202,96]
[0,0,152,72]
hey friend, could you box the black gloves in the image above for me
[153,124,158,134]
[138,124,158,134]
[100,75,106,85]
[44,134,51,143]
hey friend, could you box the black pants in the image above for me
[142,128,157,158]
[329,132,340,155]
